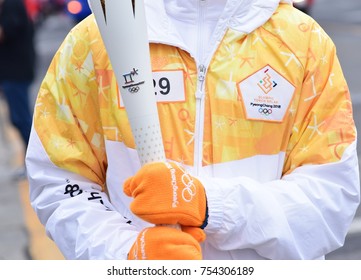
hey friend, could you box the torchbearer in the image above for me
[26,0,360,260]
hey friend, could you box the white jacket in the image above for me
[26,0,360,259]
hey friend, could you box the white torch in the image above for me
[89,0,180,230]
[88,0,165,165]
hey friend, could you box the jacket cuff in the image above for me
[197,176,225,234]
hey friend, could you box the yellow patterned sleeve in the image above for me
[283,21,356,174]
[33,18,107,188]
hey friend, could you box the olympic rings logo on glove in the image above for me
[258,107,272,116]
[169,163,197,203]
[181,172,197,202]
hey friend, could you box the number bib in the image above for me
[118,70,186,107]
[153,70,186,103]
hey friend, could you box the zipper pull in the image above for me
[197,64,206,100]
[198,64,206,82]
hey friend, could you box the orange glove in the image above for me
[123,161,208,228]
[182,226,206,243]
[128,226,203,260]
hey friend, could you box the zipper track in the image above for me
[193,1,208,175]
[193,0,230,175]
[194,64,207,175]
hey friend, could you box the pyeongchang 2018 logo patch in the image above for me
[237,65,295,122]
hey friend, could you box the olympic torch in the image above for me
[88,0,180,230]
[88,0,165,165]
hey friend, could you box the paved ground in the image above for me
[0,95,64,260]
[0,98,30,260]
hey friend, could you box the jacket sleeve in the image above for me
[25,23,138,259]
[201,23,360,260]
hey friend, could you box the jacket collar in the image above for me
[144,0,293,47]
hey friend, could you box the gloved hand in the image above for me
[123,161,208,228]
[128,226,204,260]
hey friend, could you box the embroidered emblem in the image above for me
[237,65,295,122]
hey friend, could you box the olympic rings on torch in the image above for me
[128,86,140,93]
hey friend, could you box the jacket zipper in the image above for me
[197,0,206,61]
[194,64,207,175]
[193,0,208,175]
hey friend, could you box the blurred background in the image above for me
[24,0,91,25]
[0,0,360,260]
